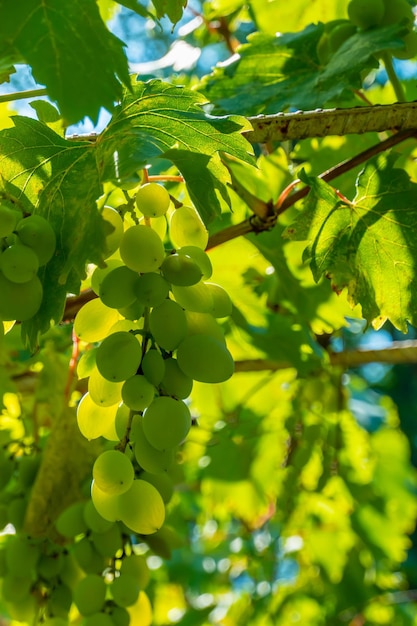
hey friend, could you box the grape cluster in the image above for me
[71,182,234,586]
[0,201,56,322]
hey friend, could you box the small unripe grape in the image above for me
[149,299,187,351]
[120,225,165,273]
[73,574,106,616]
[134,272,169,307]
[381,0,414,27]
[177,334,234,383]
[0,203,20,237]
[96,331,142,382]
[141,349,165,386]
[99,265,139,309]
[120,554,150,587]
[135,183,170,217]
[111,574,140,607]
[178,245,212,279]
[117,479,165,534]
[0,243,39,283]
[122,375,155,411]
[143,396,191,450]
[93,450,134,495]
[347,0,385,29]
[161,253,203,286]
[16,214,56,265]
[101,206,124,259]
[0,272,43,321]
[169,205,208,249]
[109,606,130,626]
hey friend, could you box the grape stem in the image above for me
[381,52,407,103]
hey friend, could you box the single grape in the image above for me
[134,272,169,307]
[111,574,140,607]
[88,367,123,407]
[73,536,105,574]
[149,299,187,351]
[178,245,212,279]
[121,375,155,411]
[93,450,134,495]
[0,272,43,321]
[141,349,166,386]
[102,206,124,259]
[95,331,142,382]
[142,396,191,450]
[16,214,56,265]
[56,502,89,538]
[83,499,114,533]
[347,0,384,29]
[108,605,130,626]
[0,243,39,283]
[120,225,165,273]
[73,574,107,616]
[5,534,40,576]
[159,357,193,399]
[91,259,123,295]
[99,265,140,309]
[133,418,175,473]
[135,183,171,218]
[161,253,203,286]
[381,0,414,27]
[46,582,72,617]
[120,554,150,588]
[118,298,145,321]
[77,393,119,440]
[185,311,225,343]
[115,403,131,440]
[84,613,114,626]
[171,283,213,313]
[2,572,33,603]
[169,205,208,249]
[205,282,233,317]
[0,202,20,238]
[177,334,234,383]
[117,479,165,534]
[91,480,120,522]
[91,525,123,559]
[140,471,174,504]
[74,299,120,343]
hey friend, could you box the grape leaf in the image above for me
[96,79,255,223]
[0,0,130,124]
[284,156,417,332]
[0,117,104,346]
[200,23,406,115]
[151,0,187,24]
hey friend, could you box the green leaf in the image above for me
[200,23,406,115]
[0,117,104,345]
[151,0,187,24]
[97,79,254,223]
[0,0,130,124]
[284,155,417,332]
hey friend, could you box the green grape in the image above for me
[178,245,212,279]
[120,554,150,588]
[47,583,72,617]
[92,525,123,558]
[5,534,40,576]
[171,283,213,313]
[117,479,165,534]
[184,311,225,343]
[347,0,385,29]
[91,259,123,295]
[120,225,165,273]
[122,375,155,411]
[135,183,171,218]
[88,367,123,407]
[316,32,331,64]
[56,502,89,538]
[328,22,357,52]
[74,300,120,343]
[138,214,167,240]
[140,471,174,504]
[18,455,41,488]
[93,450,134,496]
[177,334,234,383]
[73,536,106,574]
[102,206,124,259]
[0,243,39,283]
[205,282,233,317]
[111,574,140,607]
[2,573,32,602]
[169,205,208,249]
[115,403,131,440]
[142,396,191,450]
[73,574,107,616]
[0,202,20,237]
[91,480,120,522]
[108,605,130,626]
[118,299,145,321]
[43,617,70,626]
[99,265,140,309]
[77,394,119,440]
[133,418,175,473]
[134,272,170,307]
[83,500,114,533]
[141,349,165,386]
[160,357,193,399]
[149,299,187,351]
[16,214,56,265]
[108,318,143,334]
[160,253,202,286]
[84,613,114,626]
[0,272,43,321]
[381,0,414,27]
[38,551,65,580]
[393,30,417,59]
[96,331,142,382]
